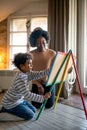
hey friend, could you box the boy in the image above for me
[0,53,51,120]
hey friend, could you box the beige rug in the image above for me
[0,113,24,122]
[58,93,87,110]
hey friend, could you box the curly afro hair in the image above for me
[12,53,32,70]
[29,28,50,47]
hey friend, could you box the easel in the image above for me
[36,50,87,120]
[53,50,71,109]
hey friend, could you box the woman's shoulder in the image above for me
[47,49,56,56]
[30,49,37,53]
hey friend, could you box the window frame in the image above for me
[7,16,47,69]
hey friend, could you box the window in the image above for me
[9,17,47,69]
[30,17,47,31]
[9,18,27,69]
[29,17,47,51]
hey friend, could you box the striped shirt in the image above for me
[1,69,49,109]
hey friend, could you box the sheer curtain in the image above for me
[48,0,69,52]
[48,0,87,93]
[77,0,87,91]
[48,0,87,92]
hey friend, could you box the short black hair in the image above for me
[12,53,32,70]
[29,28,50,47]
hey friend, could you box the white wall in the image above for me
[10,0,48,17]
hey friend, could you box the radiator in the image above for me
[0,70,32,91]
[0,70,16,90]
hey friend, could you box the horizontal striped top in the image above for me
[1,69,49,109]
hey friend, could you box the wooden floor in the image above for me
[0,103,87,130]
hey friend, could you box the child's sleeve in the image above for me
[28,68,50,81]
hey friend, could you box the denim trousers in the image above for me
[2,101,36,120]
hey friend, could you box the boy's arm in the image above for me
[17,80,50,103]
[28,68,50,81]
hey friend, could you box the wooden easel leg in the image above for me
[71,52,87,119]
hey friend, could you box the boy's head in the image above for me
[12,53,32,71]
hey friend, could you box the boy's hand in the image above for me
[44,92,51,99]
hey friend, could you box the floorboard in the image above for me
[0,103,87,130]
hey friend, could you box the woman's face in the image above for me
[36,36,47,52]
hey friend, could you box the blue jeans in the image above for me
[2,101,36,120]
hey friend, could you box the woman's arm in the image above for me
[32,80,44,94]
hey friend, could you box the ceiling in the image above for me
[0,0,44,22]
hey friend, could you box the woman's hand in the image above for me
[38,85,44,95]
[32,80,44,94]
[68,66,73,73]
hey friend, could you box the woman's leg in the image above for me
[44,85,55,108]
[31,84,42,108]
